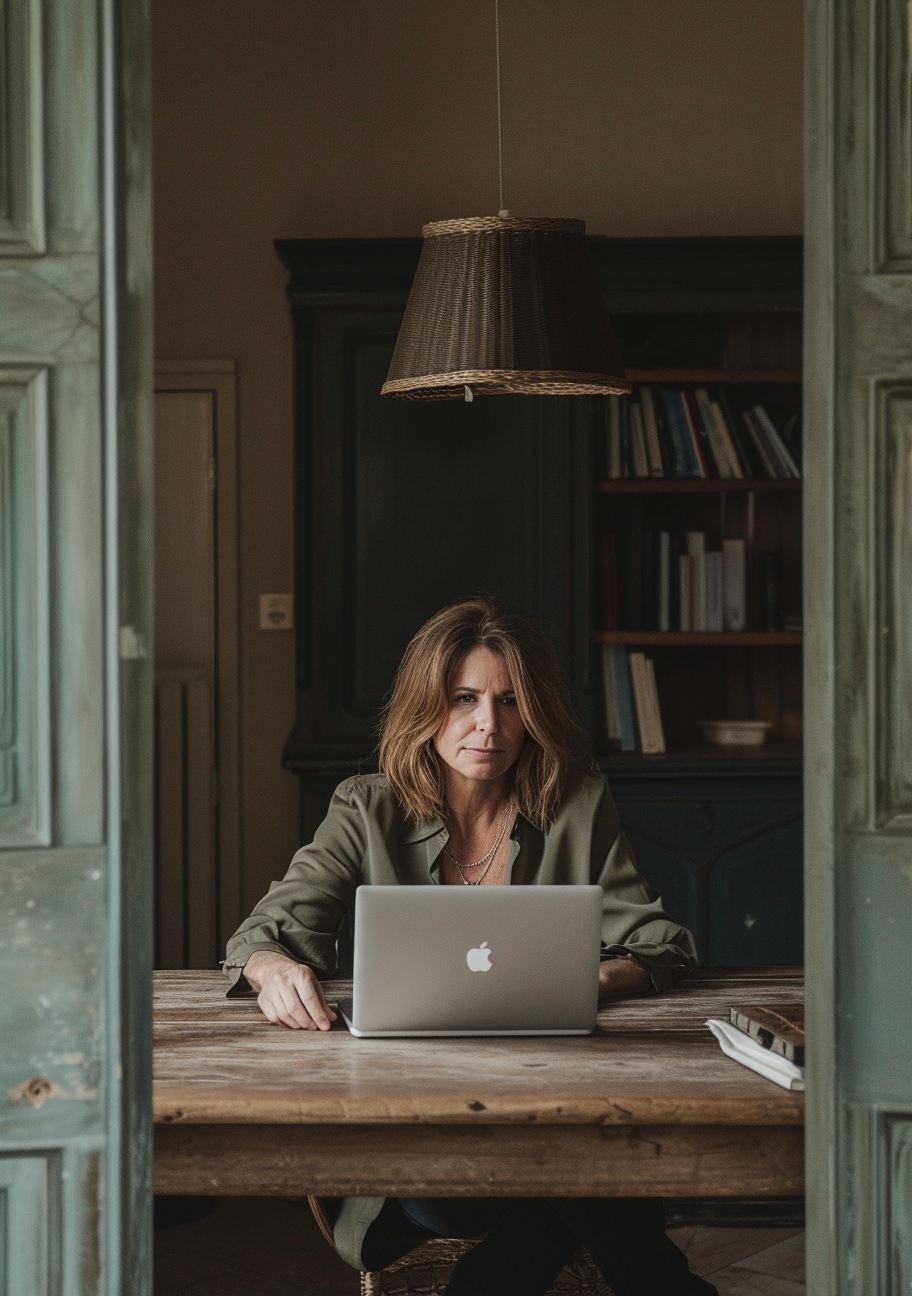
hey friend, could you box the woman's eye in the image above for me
[455,693,476,704]
[501,696,517,707]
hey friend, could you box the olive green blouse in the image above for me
[223,768,697,1270]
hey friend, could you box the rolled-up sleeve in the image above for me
[588,778,698,992]
[223,779,367,992]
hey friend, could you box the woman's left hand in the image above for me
[598,956,653,1000]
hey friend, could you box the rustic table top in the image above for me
[153,967,804,1130]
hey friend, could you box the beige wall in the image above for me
[152,0,802,921]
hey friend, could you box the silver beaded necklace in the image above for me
[443,802,514,885]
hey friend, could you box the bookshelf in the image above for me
[594,310,803,763]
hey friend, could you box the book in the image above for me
[599,532,620,630]
[742,408,779,478]
[694,388,733,479]
[752,405,801,479]
[644,657,666,754]
[648,386,675,478]
[600,643,621,747]
[679,390,711,478]
[608,396,622,479]
[660,388,696,479]
[669,532,682,631]
[729,1004,805,1067]
[657,531,671,632]
[629,652,665,754]
[722,538,746,632]
[629,402,650,478]
[639,387,665,477]
[710,399,744,479]
[718,389,763,478]
[611,645,639,753]
[759,551,783,630]
[678,554,692,632]
[687,531,706,631]
[675,390,707,477]
[705,551,723,632]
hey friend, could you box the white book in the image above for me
[706,551,724,632]
[687,531,706,631]
[600,643,621,746]
[658,531,671,632]
[723,538,746,632]
[644,658,666,754]
[628,652,659,754]
[629,403,650,478]
[639,387,665,477]
[679,555,692,632]
[711,400,744,479]
[608,397,622,479]
[694,389,733,479]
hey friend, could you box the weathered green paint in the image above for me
[0,0,153,1293]
[804,0,912,1287]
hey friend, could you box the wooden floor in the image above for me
[153,1198,805,1295]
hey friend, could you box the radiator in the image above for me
[154,672,216,968]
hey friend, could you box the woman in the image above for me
[225,597,716,1296]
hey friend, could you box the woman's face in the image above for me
[434,646,527,788]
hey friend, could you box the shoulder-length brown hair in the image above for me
[378,597,580,829]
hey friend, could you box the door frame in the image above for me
[154,359,242,954]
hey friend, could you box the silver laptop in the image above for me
[341,884,603,1037]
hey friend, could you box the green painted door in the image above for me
[805,0,912,1287]
[0,0,153,1293]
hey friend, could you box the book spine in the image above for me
[628,652,655,754]
[679,390,711,478]
[629,402,650,478]
[600,643,621,745]
[759,551,783,630]
[742,409,779,478]
[599,532,620,630]
[645,657,666,754]
[705,551,724,632]
[608,396,622,479]
[722,538,746,632]
[694,388,733,479]
[649,387,674,478]
[639,387,665,477]
[718,389,760,478]
[753,405,801,478]
[660,388,694,479]
[710,399,744,479]
[612,645,640,753]
[669,532,682,630]
[675,391,707,477]
[687,531,706,631]
[658,531,671,632]
[678,554,692,632]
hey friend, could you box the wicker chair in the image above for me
[307,1198,613,1296]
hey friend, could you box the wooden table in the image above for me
[154,968,804,1199]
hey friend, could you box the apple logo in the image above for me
[466,941,492,972]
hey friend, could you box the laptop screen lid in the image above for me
[347,884,603,1037]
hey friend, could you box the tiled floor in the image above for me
[154,1198,805,1295]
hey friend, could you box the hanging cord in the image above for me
[495,0,508,216]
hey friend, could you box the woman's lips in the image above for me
[464,748,502,757]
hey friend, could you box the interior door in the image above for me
[0,1,153,1293]
[805,0,912,1287]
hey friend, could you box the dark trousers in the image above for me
[388,1197,718,1296]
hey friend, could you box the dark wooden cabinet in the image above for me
[275,235,803,966]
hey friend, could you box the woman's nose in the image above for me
[476,702,498,733]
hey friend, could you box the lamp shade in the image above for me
[381,215,630,400]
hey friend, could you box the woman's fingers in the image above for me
[257,966,338,1030]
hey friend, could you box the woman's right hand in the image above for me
[243,951,337,1031]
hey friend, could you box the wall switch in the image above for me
[260,593,293,630]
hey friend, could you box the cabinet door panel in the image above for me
[708,819,803,965]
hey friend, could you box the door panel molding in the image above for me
[0,1153,49,1296]
[0,366,49,846]
[0,0,45,255]
[154,360,241,954]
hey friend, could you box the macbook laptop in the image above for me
[339,884,603,1037]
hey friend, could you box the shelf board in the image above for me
[624,369,802,384]
[596,631,802,646]
[595,478,801,494]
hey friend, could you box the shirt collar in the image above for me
[399,808,529,846]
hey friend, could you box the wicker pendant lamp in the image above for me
[381,214,631,400]
[381,3,630,402]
